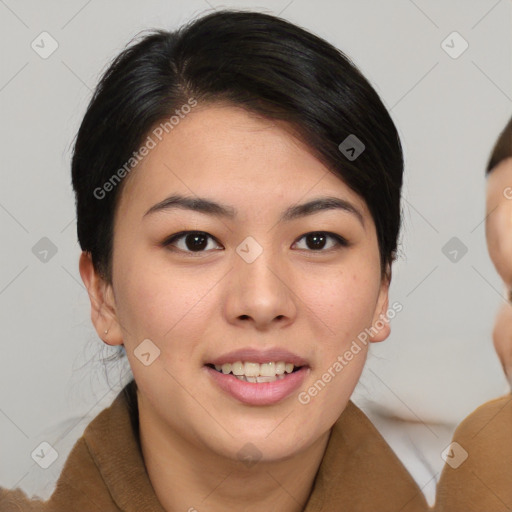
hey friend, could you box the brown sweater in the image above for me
[1,383,430,511]
[435,393,512,512]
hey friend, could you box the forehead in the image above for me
[116,104,368,218]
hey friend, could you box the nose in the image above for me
[224,246,298,331]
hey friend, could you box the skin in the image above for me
[486,157,512,383]
[486,157,512,288]
[492,302,512,383]
[79,104,391,512]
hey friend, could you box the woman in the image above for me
[435,116,512,511]
[1,10,429,512]
[486,117,512,387]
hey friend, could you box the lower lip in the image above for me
[205,366,309,406]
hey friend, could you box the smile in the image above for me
[207,361,301,383]
[204,358,309,405]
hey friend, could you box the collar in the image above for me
[84,383,165,512]
[84,383,429,511]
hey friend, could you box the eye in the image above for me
[293,232,348,252]
[162,231,223,254]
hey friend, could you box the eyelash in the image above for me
[161,230,349,255]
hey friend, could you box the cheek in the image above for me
[299,266,380,344]
[494,306,512,368]
[113,250,218,346]
[486,208,512,285]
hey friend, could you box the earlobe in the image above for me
[78,252,124,346]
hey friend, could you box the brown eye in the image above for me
[293,232,348,251]
[163,231,222,253]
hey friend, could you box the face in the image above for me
[83,104,390,463]
[486,157,512,288]
[493,303,512,384]
[486,157,512,381]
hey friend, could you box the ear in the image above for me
[369,266,391,343]
[79,252,123,346]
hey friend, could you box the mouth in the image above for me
[203,349,310,406]
[205,361,303,383]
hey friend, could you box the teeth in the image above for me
[275,362,286,375]
[211,360,300,379]
[260,362,275,377]
[234,374,286,382]
[256,375,279,383]
[244,362,260,377]
[232,361,244,375]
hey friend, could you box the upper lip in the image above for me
[207,348,309,367]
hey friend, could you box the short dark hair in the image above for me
[486,116,512,174]
[71,9,404,281]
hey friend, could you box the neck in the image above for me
[138,395,331,512]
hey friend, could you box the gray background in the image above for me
[1,0,511,504]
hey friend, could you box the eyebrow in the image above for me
[144,194,364,226]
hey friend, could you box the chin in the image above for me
[227,435,312,465]
[489,251,512,288]
[505,365,512,386]
[209,412,321,461]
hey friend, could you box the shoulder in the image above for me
[0,384,138,512]
[449,393,512,447]
[435,394,512,511]
[45,435,119,511]
[311,400,430,512]
[1,435,118,512]
[1,487,44,511]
